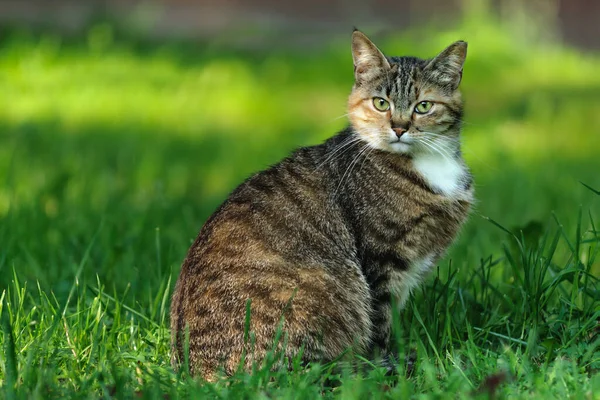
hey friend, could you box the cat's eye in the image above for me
[414,101,433,114]
[372,97,390,112]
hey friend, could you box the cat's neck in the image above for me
[328,128,470,200]
[411,151,469,198]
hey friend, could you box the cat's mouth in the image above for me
[389,134,413,145]
[387,130,415,153]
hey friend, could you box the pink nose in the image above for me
[393,127,406,138]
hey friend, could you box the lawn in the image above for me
[1,7,600,399]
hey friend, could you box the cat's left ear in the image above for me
[351,30,390,83]
[425,41,467,90]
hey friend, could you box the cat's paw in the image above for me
[381,349,417,378]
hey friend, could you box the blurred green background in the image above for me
[0,0,599,304]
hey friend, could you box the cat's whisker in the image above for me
[421,131,482,161]
[421,135,459,153]
[322,127,381,169]
[419,132,461,154]
[420,138,460,152]
[419,131,460,142]
[331,111,361,121]
[418,137,455,163]
[418,130,446,137]
[419,140,450,164]
[426,139,456,162]
[351,126,385,148]
[348,143,373,183]
[328,140,365,167]
[417,138,439,156]
[316,136,363,170]
[333,143,371,198]
[321,136,361,162]
[418,133,449,148]
[331,114,350,121]
[358,146,377,175]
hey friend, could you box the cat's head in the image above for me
[348,30,467,156]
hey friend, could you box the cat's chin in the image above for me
[388,141,412,154]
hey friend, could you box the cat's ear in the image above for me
[351,30,390,83]
[425,41,467,90]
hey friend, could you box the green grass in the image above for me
[1,6,600,398]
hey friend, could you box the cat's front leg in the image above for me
[370,300,392,358]
[370,293,414,375]
[371,305,402,376]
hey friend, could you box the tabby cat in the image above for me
[170,30,473,381]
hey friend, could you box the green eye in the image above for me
[414,101,433,114]
[373,97,390,112]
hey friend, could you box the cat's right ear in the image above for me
[351,30,390,83]
[425,41,467,90]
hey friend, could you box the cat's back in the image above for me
[190,138,354,266]
[170,137,374,379]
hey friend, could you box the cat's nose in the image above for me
[393,127,407,138]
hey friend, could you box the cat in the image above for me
[170,30,473,381]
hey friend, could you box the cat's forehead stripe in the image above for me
[388,60,419,110]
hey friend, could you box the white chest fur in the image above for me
[412,153,469,198]
[389,254,435,308]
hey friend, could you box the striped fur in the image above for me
[170,30,473,380]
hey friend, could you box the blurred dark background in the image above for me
[0,0,598,50]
